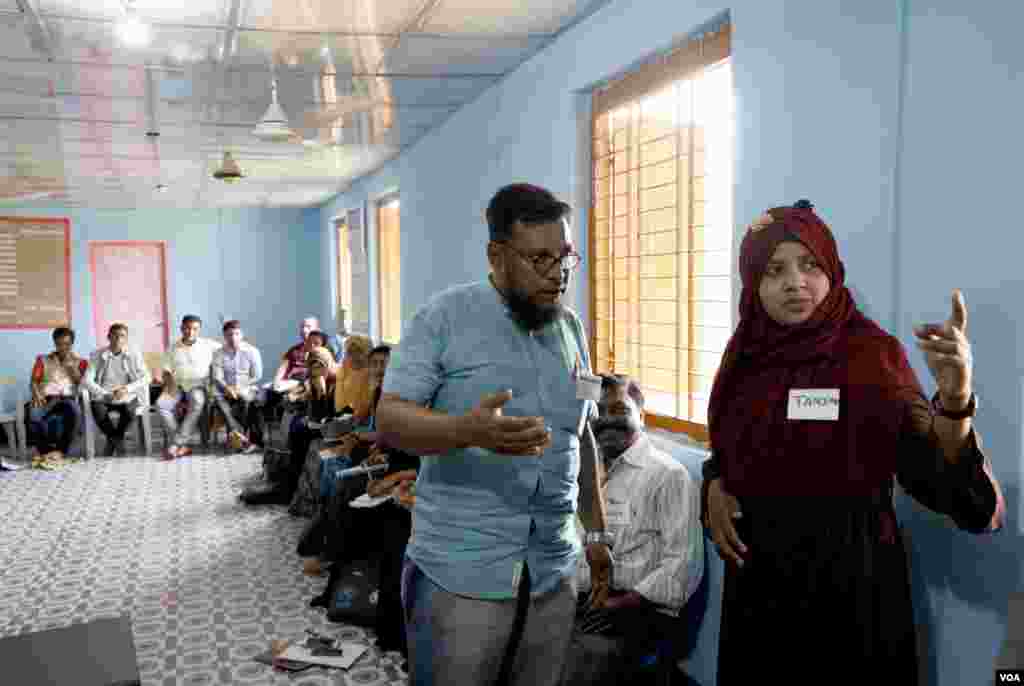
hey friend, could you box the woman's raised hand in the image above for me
[914,290,973,407]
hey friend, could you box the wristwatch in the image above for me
[584,531,615,549]
[931,392,977,420]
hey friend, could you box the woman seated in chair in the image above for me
[312,447,420,658]
[241,345,337,506]
[333,335,375,425]
[295,342,396,555]
[28,327,88,466]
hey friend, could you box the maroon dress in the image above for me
[702,395,998,684]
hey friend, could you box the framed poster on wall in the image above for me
[0,216,71,329]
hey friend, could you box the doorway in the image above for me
[89,241,169,362]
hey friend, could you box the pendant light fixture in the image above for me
[212,152,244,183]
[253,65,296,142]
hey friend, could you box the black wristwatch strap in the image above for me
[931,392,977,420]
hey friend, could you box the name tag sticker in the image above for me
[576,373,603,401]
[787,388,840,421]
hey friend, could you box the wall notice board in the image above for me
[0,216,71,329]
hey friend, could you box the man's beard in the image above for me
[502,274,566,332]
[592,415,643,464]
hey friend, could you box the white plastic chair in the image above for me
[80,387,153,458]
[0,376,26,461]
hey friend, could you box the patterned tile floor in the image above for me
[0,450,408,686]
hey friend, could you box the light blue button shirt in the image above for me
[382,280,595,600]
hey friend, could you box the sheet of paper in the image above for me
[279,643,367,670]
[350,493,392,509]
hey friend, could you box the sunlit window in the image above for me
[591,25,733,440]
[377,196,401,343]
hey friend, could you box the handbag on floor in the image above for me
[262,447,291,483]
[289,438,328,518]
[318,557,380,628]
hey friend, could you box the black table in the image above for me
[0,615,140,686]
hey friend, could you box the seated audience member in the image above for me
[326,343,418,655]
[262,319,331,428]
[299,346,411,533]
[83,323,151,456]
[333,334,375,423]
[242,345,337,505]
[562,374,704,686]
[312,441,420,658]
[156,314,220,460]
[211,320,263,453]
[271,317,325,391]
[28,326,89,463]
[295,342,395,556]
[366,344,390,424]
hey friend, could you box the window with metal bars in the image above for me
[377,195,402,344]
[590,24,733,442]
[336,215,352,329]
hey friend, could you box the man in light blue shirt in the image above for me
[211,319,263,453]
[377,184,611,686]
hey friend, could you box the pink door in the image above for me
[89,241,169,355]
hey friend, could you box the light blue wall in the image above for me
[0,206,324,384]
[320,1,1023,684]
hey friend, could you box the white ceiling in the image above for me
[0,0,608,208]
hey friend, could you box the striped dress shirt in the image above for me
[577,434,704,616]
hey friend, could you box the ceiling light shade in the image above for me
[117,13,151,47]
[213,152,244,183]
[253,80,296,142]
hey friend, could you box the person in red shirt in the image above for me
[29,326,89,462]
[272,317,322,389]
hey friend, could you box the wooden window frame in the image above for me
[589,25,731,447]
[335,214,352,329]
[376,194,401,344]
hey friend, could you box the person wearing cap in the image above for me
[376,183,611,686]
[702,200,1005,683]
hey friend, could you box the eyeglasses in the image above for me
[499,242,582,277]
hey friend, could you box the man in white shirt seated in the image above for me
[156,314,221,460]
[82,323,151,456]
[211,319,263,453]
[563,374,704,686]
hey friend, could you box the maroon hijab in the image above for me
[707,201,923,496]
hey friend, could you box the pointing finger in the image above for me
[950,289,967,334]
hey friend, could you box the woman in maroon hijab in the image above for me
[702,200,1005,683]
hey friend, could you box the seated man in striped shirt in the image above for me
[563,374,704,686]
[211,319,263,453]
